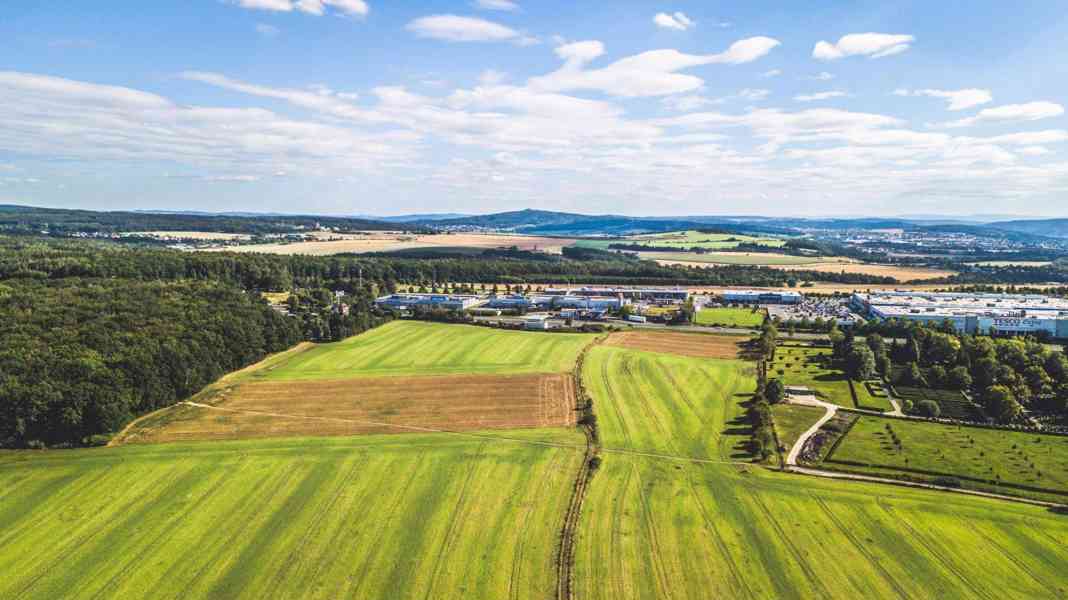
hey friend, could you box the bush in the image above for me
[915,400,942,418]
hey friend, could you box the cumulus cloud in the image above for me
[233,0,368,16]
[474,0,518,10]
[760,69,782,78]
[937,102,1065,128]
[794,91,848,102]
[813,33,914,60]
[529,37,781,97]
[406,15,535,44]
[653,12,695,31]
[893,88,992,111]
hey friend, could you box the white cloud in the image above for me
[813,33,914,61]
[983,130,1068,145]
[1018,146,1050,156]
[406,15,534,44]
[654,12,695,31]
[809,71,835,81]
[794,91,848,102]
[893,88,992,111]
[760,69,782,78]
[233,0,368,16]
[529,37,781,97]
[255,23,281,37]
[474,0,518,10]
[938,102,1065,128]
[738,88,770,101]
[661,88,768,111]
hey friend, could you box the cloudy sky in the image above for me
[1,1,1067,217]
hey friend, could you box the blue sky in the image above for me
[1,1,1066,217]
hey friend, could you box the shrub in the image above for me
[915,400,941,418]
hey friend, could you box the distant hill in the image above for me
[0,204,425,235]
[989,219,1068,239]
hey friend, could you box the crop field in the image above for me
[124,373,577,443]
[576,344,1068,599]
[0,430,585,600]
[212,232,578,256]
[823,415,1068,503]
[603,330,743,359]
[644,251,827,266]
[262,321,592,380]
[773,262,957,281]
[694,306,766,328]
[574,230,785,252]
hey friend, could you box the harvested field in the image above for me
[772,262,957,281]
[652,256,955,281]
[604,330,744,359]
[207,233,578,255]
[123,373,577,443]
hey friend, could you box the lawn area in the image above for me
[853,379,895,412]
[770,345,856,408]
[261,321,593,380]
[772,403,827,455]
[823,415,1068,503]
[577,345,1068,599]
[0,429,585,600]
[694,306,766,328]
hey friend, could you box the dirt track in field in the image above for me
[604,331,744,359]
[125,373,577,443]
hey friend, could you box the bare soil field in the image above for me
[121,372,577,443]
[604,330,744,359]
[206,233,578,255]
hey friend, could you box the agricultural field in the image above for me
[118,321,593,444]
[262,321,592,380]
[0,430,585,600]
[645,251,829,266]
[603,329,743,359]
[576,342,1068,599]
[823,415,1068,503]
[694,306,766,328]
[210,232,578,256]
[573,230,786,251]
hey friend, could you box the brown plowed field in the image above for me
[604,331,744,359]
[124,372,577,443]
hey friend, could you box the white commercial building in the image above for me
[721,290,803,305]
[850,291,1068,337]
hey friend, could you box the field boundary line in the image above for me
[786,465,1068,509]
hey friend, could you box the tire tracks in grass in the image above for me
[11,465,188,600]
[421,443,488,600]
[684,471,753,599]
[344,454,430,600]
[748,493,831,599]
[812,495,909,600]
[87,461,242,600]
[965,519,1060,594]
[608,465,636,600]
[264,455,365,593]
[877,500,995,600]
[631,464,675,598]
[509,451,566,600]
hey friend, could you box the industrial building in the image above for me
[374,294,481,312]
[851,291,1068,337]
[720,290,803,305]
[543,287,689,303]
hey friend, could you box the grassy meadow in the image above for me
[824,415,1068,503]
[642,251,823,265]
[261,320,592,380]
[0,429,585,600]
[576,343,1068,599]
[694,306,766,328]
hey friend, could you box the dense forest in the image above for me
[0,204,427,235]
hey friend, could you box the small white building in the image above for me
[523,314,551,330]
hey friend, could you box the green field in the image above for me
[577,343,1068,599]
[823,415,1068,503]
[772,403,827,456]
[771,345,855,407]
[853,379,895,412]
[0,429,585,600]
[262,320,592,380]
[640,251,823,265]
[694,306,767,328]
[574,230,786,252]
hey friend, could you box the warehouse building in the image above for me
[851,291,1068,337]
[720,290,804,305]
[543,287,689,303]
[374,294,481,312]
